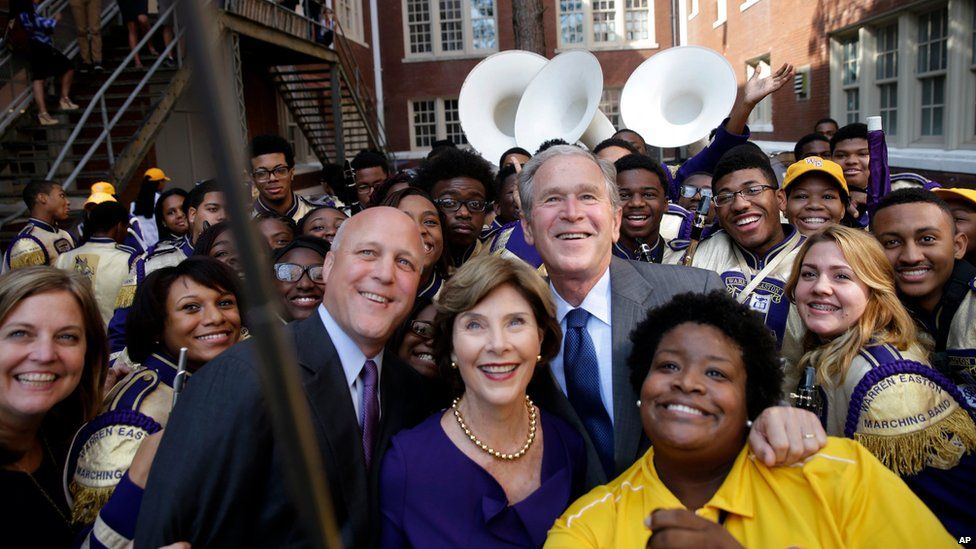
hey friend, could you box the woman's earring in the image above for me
[536,354,542,362]
[746,420,753,428]
[450,361,457,369]
[636,400,641,408]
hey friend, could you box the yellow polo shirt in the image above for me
[545,438,955,548]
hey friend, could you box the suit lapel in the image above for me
[292,314,368,526]
[609,257,655,471]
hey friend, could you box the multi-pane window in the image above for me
[560,0,585,44]
[600,88,621,128]
[842,38,859,86]
[557,0,655,47]
[470,0,496,50]
[917,7,947,137]
[841,36,859,123]
[592,1,617,43]
[876,24,898,134]
[410,98,468,150]
[625,0,649,41]
[412,100,437,148]
[440,0,463,51]
[746,58,773,130]
[443,99,468,145]
[406,0,432,54]
[405,0,497,56]
[334,0,363,43]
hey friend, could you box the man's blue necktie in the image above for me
[564,308,615,477]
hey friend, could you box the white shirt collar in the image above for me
[550,267,612,326]
[316,304,384,388]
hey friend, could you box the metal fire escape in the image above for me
[0,0,389,237]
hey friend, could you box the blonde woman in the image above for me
[786,224,976,536]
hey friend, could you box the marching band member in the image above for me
[107,180,226,354]
[414,147,495,274]
[249,135,316,223]
[780,156,851,236]
[2,180,75,273]
[611,154,686,264]
[54,202,136,325]
[688,145,806,376]
[870,189,976,407]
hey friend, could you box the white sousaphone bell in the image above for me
[458,50,548,166]
[620,46,737,149]
[514,50,616,156]
[459,49,615,164]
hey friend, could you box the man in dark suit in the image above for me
[519,145,827,489]
[135,207,431,547]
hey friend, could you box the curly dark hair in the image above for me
[250,134,295,168]
[412,147,495,203]
[627,291,783,420]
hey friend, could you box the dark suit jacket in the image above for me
[134,313,432,548]
[530,256,725,489]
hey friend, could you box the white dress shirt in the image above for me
[317,304,383,426]
[549,267,615,424]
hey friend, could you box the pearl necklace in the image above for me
[452,395,537,461]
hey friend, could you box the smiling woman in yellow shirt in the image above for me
[545,291,955,548]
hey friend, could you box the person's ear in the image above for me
[187,207,197,227]
[775,188,786,212]
[321,251,336,281]
[953,230,968,260]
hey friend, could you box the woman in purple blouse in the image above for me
[380,255,585,548]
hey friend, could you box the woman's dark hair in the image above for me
[380,187,449,277]
[628,291,783,420]
[154,188,188,240]
[254,213,298,240]
[369,170,416,206]
[297,206,347,234]
[386,296,434,359]
[126,257,243,362]
[192,221,231,256]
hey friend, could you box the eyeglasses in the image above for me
[712,185,776,207]
[679,184,713,200]
[434,198,488,213]
[252,165,291,183]
[409,320,434,339]
[273,263,324,283]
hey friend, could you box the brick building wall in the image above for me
[377,0,676,160]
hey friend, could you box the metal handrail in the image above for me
[0,2,183,228]
[0,0,121,137]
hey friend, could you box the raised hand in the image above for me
[743,62,795,106]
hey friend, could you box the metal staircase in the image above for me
[0,0,188,231]
[0,0,390,241]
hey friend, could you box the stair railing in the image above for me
[0,0,121,138]
[0,1,184,229]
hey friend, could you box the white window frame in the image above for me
[915,6,948,142]
[875,22,899,135]
[401,0,498,61]
[407,97,469,151]
[688,0,699,20]
[839,34,860,124]
[740,0,762,12]
[331,0,365,45]
[746,56,773,132]
[713,0,727,28]
[556,0,658,50]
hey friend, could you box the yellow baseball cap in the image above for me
[933,187,976,209]
[85,181,117,205]
[782,156,849,198]
[145,167,171,182]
